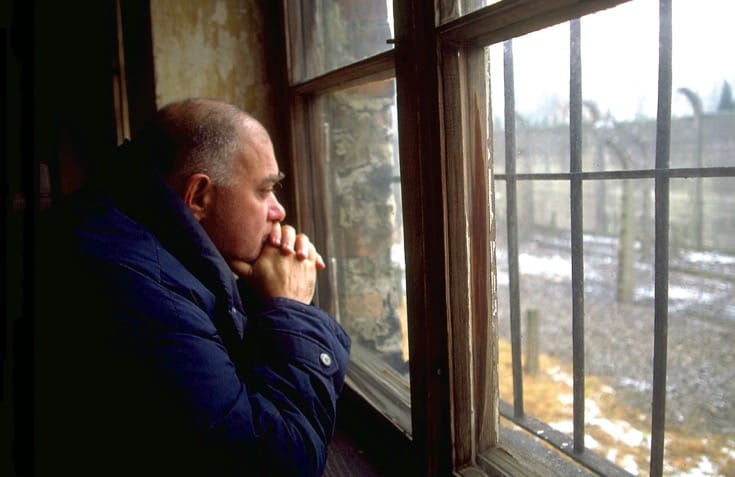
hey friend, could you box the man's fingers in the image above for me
[280,225,296,254]
[268,222,282,247]
[315,252,326,270]
[268,224,326,269]
[294,234,327,269]
[295,237,326,270]
[295,234,311,260]
[228,259,255,280]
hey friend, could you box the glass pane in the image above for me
[285,0,395,83]
[495,179,577,409]
[490,23,571,175]
[312,78,410,432]
[581,178,656,474]
[671,0,735,168]
[489,2,661,175]
[579,0,660,174]
[437,0,501,24]
[668,176,735,476]
[490,0,735,475]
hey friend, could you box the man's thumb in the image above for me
[228,260,254,280]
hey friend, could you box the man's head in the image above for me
[138,98,287,267]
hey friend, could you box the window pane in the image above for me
[668,177,735,475]
[312,78,410,432]
[581,178,656,474]
[285,0,394,83]
[495,179,577,405]
[490,2,659,175]
[490,22,571,175]
[672,0,735,168]
[437,0,501,24]
[490,0,735,475]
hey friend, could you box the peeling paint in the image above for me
[149,0,275,131]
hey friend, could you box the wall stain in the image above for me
[149,0,275,131]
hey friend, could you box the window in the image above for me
[285,0,395,83]
[283,0,411,436]
[313,78,411,431]
[489,1,735,475]
[284,0,735,475]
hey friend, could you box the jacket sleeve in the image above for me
[237,298,352,476]
[36,196,352,477]
[70,259,351,477]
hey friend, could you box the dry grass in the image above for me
[395,300,733,475]
[497,339,735,476]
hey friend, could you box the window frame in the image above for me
[281,1,680,476]
[439,1,735,475]
[406,1,635,475]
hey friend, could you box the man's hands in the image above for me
[229,225,326,304]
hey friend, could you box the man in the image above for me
[35,98,350,476]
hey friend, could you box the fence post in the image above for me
[525,309,539,375]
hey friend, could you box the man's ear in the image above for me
[182,173,214,221]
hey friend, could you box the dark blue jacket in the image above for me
[35,170,351,476]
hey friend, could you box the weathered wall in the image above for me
[149,0,278,134]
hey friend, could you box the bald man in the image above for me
[35,98,350,476]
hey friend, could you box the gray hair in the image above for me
[134,98,250,189]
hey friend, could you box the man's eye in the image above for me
[259,183,282,196]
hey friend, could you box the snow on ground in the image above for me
[495,234,735,475]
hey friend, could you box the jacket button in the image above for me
[319,353,332,367]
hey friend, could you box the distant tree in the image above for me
[718,80,735,111]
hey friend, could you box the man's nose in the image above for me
[269,197,286,222]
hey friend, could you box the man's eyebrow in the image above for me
[262,172,285,185]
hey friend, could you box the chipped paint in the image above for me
[149,0,276,130]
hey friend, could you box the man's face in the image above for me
[199,125,286,267]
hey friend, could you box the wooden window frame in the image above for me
[438,2,635,475]
[282,1,637,475]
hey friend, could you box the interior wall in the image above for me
[147,0,292,214]
[149,0,280,135]
[5,3,290,474]
[7,2,118,475]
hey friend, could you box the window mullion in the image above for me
[650,0,673,475]
[568,17,586,455]
[442,42,476,468]
[502,40,525,420]
[465,45,496,455]
[394,1,453,475]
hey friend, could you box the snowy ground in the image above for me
[495,232,735,474]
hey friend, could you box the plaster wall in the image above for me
[149,0,278,134]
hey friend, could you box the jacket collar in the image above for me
[97,166,247,339]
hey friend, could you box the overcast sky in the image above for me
[490,0,735,122]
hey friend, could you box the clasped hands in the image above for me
[229,224,326,304]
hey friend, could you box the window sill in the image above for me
[329,385,415,477]
[475,428,602,477]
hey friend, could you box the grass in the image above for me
[497,338,735,476]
